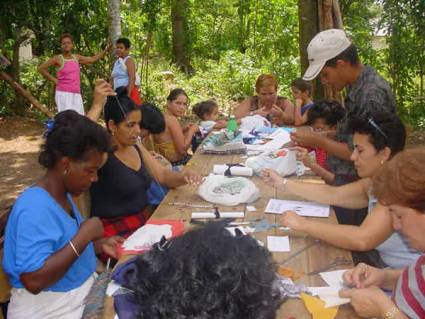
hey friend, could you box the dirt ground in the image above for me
[1,116,424,214]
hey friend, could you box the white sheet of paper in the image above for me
[267,236,290,252]
[245,129,291,153]
[320,269,349,287]
[308,286,350,308]
[122,224,172,250]
[264,199,330,218]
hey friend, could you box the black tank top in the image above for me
[90,145,152,219]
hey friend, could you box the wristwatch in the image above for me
[383,307,400,319]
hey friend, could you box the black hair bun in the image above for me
[115,86,128,97]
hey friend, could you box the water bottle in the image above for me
[227,115,238,132]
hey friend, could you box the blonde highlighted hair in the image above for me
[373,147,425,212]
[255,74,278,93]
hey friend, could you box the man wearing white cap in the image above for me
[291,29,396,227]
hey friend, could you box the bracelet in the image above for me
[383,307,400,319]
[69,240,80,257]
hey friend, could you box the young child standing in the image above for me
[153,89,199,166]
[291,78,314,126]
[293,100,344,184]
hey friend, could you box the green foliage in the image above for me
[0,0,423,128]
[381,0,425,127]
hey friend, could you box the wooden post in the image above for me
[332,0,344,29]
[0,71,54,117]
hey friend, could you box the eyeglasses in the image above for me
[368,117,388,140]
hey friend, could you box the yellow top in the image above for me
[154,140,180,163]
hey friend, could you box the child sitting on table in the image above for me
[153,89,199,167]
[291,78,314,126]
[293,100,344,184]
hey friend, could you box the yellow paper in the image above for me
[300,292,338,319]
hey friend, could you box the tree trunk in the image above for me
[298,0,325,99]
[108,0,121,44]
[0,70,54,117]
[332,0,344,29]
[298,0,319,76]
[317,0,343,101]
[171,0,193,74]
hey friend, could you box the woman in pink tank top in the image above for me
[38,33,110,115]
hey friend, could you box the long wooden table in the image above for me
[103,151,360,319]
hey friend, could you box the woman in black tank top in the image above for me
[87,86,203,241]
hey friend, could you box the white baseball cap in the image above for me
[303,29,352,81]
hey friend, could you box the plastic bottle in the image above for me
[227,115,238,132]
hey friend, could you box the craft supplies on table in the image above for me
[198,175,260,206]
[213,164,253,176]
[265,199,330,217]
[267,236,291,252]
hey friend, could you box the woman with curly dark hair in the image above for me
[113,222,283,319]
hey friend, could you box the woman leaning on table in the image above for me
[338,147,425,319]
[87,82,203,241]
[262,111,420,269]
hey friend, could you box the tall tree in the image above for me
[108,0,122,43]
[298,0,343,100]
[171,0,193,74]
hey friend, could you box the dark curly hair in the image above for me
[122,222,282,319]
[140,102,166,134]
[347,111,406,156]
[306,100,345,127]
[104,86,139,131]
[39,110,111,168]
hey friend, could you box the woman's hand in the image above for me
[280,211,304,230]
[80,217,104,241]
[255,106,271,118]
[291,146,313,168]
[183,169,204,185]
[100,236,125,259]
[93,79,116,105]
[261,168,285,189]
[339,286,397,318]
[290,129,320,147]
[342,262,386,288]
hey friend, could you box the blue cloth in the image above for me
[112,256,140,319]
[146,180,168,205]
[111,57,130,90]
[301,102,314,115]
[3,186,96,292]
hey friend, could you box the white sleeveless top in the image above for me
[368,189,420,268]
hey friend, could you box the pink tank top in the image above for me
[56,55,81,93]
